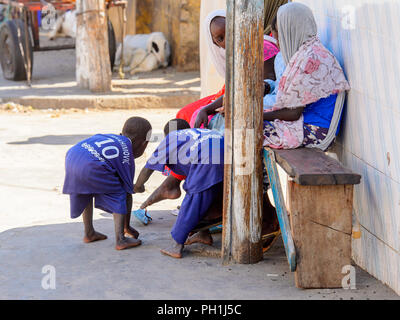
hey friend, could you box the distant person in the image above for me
[62,117,152,250]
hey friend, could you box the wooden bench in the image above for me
[263,147,361,289]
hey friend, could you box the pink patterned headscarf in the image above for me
[264,3,350,149]
[273,36,350,111]
[263,39,279,62]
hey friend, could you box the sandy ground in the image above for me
[0,107,398,300]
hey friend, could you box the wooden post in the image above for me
[222,0,264,264]
[108,0,134,43]
[126,0,136,36]
[76,0,112,92]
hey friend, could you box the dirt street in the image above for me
[0,107,398,300]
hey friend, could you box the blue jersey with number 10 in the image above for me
[145,129,224,194]
[63,134,135,195]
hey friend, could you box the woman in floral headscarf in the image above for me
[263,2,350,149]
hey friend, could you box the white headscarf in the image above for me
[277,2,317,65]
[204,9,226,78]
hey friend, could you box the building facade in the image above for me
[136,0,201,72]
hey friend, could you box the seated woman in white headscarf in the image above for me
[191,9,280,133]
[262,2,350,149]
[175,10,227,128]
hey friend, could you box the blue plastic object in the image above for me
[209,224,222,234]
[37,11,42,27]
[132,209,152,225]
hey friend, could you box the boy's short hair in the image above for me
[163,118,190,136]
[122,117,152,142]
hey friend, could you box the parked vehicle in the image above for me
[0,0,123,82]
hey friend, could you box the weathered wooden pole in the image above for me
[126,0,136,36]
[222,0,264,264]
[76,0,112,92]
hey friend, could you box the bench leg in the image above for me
[287,182,353,288]
[263,148,296,272]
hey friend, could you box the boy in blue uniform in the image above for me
[134,119,191,209]
[63,117,152,250]
[134,126,224,258]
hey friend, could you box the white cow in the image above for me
[114,32,171,76]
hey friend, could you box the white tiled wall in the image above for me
[295,0,400,294]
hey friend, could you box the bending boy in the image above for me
[134,119,190,208]
[135,126,224,258]
[63,117,152,250]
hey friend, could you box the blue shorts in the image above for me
[69,192,127,219]
[171,182,223,244]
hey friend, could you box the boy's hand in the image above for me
[216,106,225,116]
[194,109,209,128]
[264,82,271,96]
[134,184,145,193]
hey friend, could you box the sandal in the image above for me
[262,229,281,253]
[132,208,152,225]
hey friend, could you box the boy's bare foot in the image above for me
[83,231,108,243]
[161,183,181,200]
[115,238,142,250]
[185,231,213,246]
[124,226,139,239]
[160,241,183,259]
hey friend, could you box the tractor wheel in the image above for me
[0,19,33,81]
[107,19,116,71]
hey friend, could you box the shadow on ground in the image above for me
[0,210,228,299]
[8,135,92,145]
[8,133,167,146]
[0,210,397,300]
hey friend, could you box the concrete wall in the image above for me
[136,0,200,71]
[136,0,152,34]
[199,0,226,98]
[294,0,400,295]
